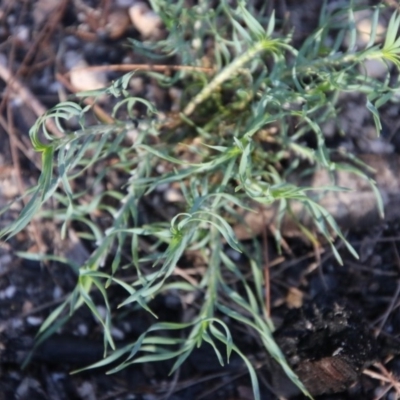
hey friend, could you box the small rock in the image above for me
[362,58,389,79]
[101,9,131,40]
[22,301,33,314]
[344,9,386,49]
[226,247,242,261]
[111,327,125,340]
[164,188,183,202]
[4,285,16,299]
[33,0,63,27]
[129,2,163,39]
[10,318,23,330]
[26,316,43,326]
[77,381,96,400]
[53,285,63,299]
[129,76,145,94]
[95,305,107,321]
[77,323,88,336]
[286,287,304,309]
[169,87,182,112]
[65,51,108,92]
[14,25,30,43]
[51,372,66,381]
[16,377,46,400]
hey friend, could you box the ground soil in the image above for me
[1,1,400,400]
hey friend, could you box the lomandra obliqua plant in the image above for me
[2,1,400,398]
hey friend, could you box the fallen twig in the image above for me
[62,63,215,77]
[0,62,62,137]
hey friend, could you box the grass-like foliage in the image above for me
[2,1,400,398]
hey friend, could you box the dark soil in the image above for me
[1,1,400,400]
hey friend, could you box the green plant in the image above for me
[2,1,400,398]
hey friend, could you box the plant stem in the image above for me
[183,40,275,116]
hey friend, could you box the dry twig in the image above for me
[0,62,62,137]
